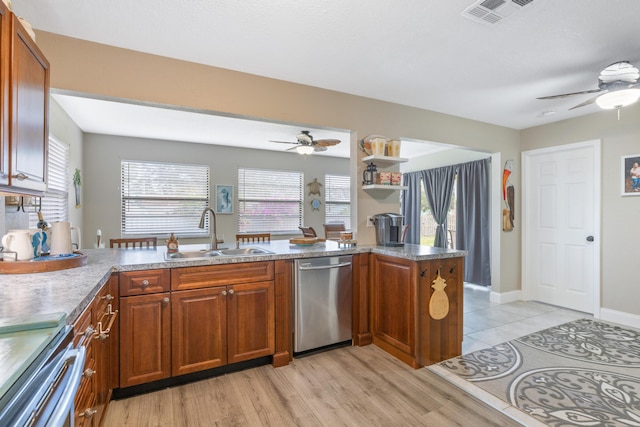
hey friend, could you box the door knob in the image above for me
[586,236,594,242]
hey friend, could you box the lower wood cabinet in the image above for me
[73,274,119,426]
[171,281,275,376]
[119,263,277,388]
[370,254,464,368]
[119,292,171,388]
[370,254,418,367]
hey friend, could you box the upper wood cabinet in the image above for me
[0,10,49,194]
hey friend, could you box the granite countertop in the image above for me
[0,240,466,325]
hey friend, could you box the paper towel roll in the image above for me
[50,221,73,255]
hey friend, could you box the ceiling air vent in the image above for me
[462,0,534,25]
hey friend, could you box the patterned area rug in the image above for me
[436,319,640,427]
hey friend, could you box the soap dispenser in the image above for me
[166,233,179,253]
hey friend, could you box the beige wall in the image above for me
[82,133,348,248]
[521,104,640,318]
[36,31,521,294]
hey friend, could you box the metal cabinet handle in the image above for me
[587,235,594,242]
[162,297,170,304]
[83,368,95,378]
[221,290,227,296]
[79,408,97,419]
[142,279,149,287]
[94,304,118,340]
[228,289,234,295]
[101,293,114,301]
[11,172,28,181]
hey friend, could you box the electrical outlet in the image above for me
[366,216,374,227]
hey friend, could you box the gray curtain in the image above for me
[421,166,457,248]
[401,172,422,244]
[456,158,491,286]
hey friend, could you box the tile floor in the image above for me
[462,283,592,354]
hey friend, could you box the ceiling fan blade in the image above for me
[314,139,341,147]
[568,94,602,110]
[537,88,603,100]
[269,140,299,145]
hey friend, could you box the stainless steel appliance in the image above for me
[0,322,86,427]
[372,213,405,247]
[294,255,353,353]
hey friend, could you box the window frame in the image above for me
[324,173,351,229]
[120,160,210,238]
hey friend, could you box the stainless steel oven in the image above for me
[0,325,86,427]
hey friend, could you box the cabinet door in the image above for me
[171,286,227,376]
[73,305,97,427]
[119,293,171,387]
[92,274,119,424]
[227,281,275,364]
[9,15,48,193]
[0,2,9,185]
[418,257,464,365]
[370,255,416,365]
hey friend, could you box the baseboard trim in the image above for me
[489,290,521,304]
[599,308,640,330]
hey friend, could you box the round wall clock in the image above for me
[310,199,321,211]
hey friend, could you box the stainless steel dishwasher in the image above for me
[294,255,353,353]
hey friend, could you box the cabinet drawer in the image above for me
[120,269,170,296]
[171,261,274,291]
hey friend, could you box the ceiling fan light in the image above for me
[295,145,314,155]
[596,88,640,109]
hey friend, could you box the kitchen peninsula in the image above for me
[0,240,465,425]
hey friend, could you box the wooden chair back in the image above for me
[110,237,158,249]
[323,223,345,241]
[299,226,317,238]
[236,233,271,243]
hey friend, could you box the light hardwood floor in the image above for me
[105,344,521,426]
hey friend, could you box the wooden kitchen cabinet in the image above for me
[93,274,119,424]
[73,275,120,427]
[171,263,275,376]
[370,254,418,367]
[119,270,171,388]
[73,305,97,427]
[370,254,464,368]
[0,1,9,185]
[418,256,464,365]
[171,286,227,376]
[0,11,49,194]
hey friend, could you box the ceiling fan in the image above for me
[270,130,341,154]
[537,60,640,111]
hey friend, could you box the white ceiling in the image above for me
[13,1,640,152]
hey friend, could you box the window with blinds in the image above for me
[29,136,69,227]
[238,168,303,234]
[325,174,351,229]
[121,160,209,237]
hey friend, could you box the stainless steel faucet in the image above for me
[199,208,222,250]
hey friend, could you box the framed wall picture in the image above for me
[622,154,640,196]
[215,184,234,213]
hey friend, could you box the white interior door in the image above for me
[522,141,600,314]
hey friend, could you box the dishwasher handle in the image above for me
[298,262,352,271]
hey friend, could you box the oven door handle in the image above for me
[47,345,86,426]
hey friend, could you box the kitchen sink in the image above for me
[164,250,221,260]
[216,247,274,256]
[164,247,274,261]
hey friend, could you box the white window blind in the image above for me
[121,160,209,237]
[238,168,303,234]
[325,174,351,229]
[29,136,69,227]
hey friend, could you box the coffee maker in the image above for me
[372,213,404,247]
